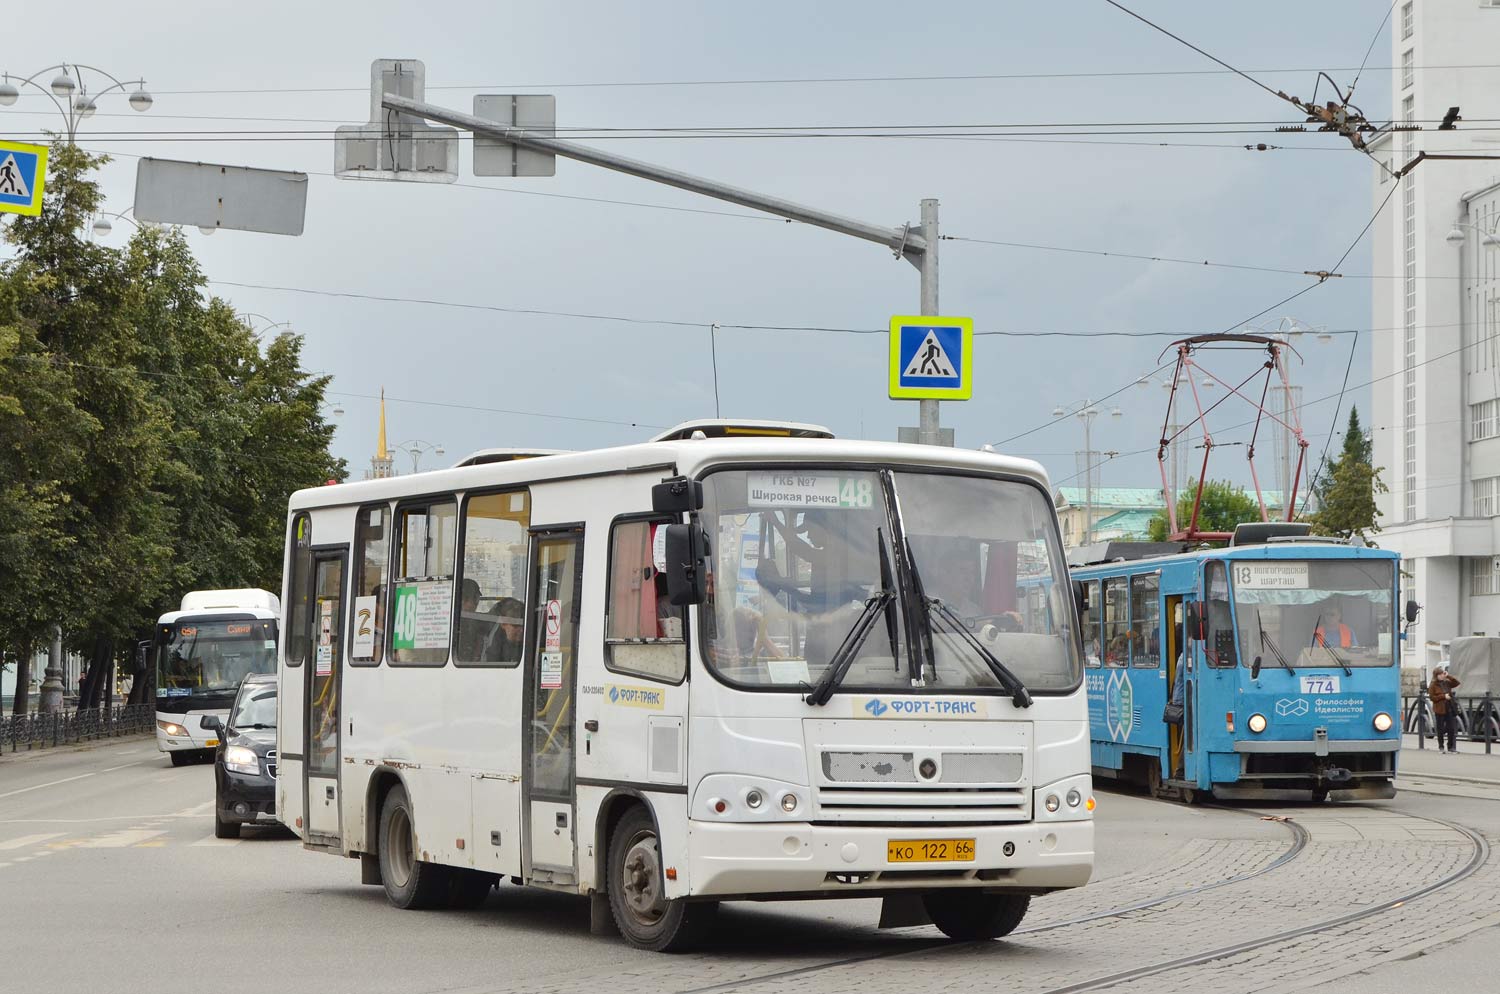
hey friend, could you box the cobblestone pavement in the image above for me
[470,807,1485,994]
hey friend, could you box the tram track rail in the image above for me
[676,809,1486,994]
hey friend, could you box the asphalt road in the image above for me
[2,738,1496,994]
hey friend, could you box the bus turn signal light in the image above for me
[1085,797,1096,812]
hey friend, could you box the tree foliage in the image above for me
[1307,406,1385,540]
[1147,478,1265,541]
[0,144,345,712]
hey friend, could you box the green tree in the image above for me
[1307,406,1385,540]
[1,143,344,714]
[1147,479,1264,541]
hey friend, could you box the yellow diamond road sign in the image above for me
[888,315,973,400]
[0,140,47,217]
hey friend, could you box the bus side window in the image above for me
[1082,580,1101,667]
[1130,573,1160,667]
[351,504,389,666]
[389,499,458,666]
[286,513,312,667]
[1103,577,1128,666]
[456,490,530,666]
[605,518,687,683]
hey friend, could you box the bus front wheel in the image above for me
[922,891,1030,941]
[378,784,449,910]
[169,751,191,767]
[607,807,717,951]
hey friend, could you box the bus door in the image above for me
[304,550,346,843]
[523,527,583,882]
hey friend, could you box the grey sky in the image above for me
[2,1,1429,496]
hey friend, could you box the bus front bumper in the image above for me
[685,819,1093,897]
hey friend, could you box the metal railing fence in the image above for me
[1402,689,1500,752]
[0,703,154,754]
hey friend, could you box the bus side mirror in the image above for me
[652,476,703,515]
[1406,599,1420,624]
[663,523,710,606]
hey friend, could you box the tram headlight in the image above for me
[1373,711,1394,733]
[157,720,188,737]
[1247,713,1268,734]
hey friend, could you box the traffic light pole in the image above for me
[378,92,946,445]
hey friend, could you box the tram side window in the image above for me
[605,518,687,682]
[1205,561,1236,667]
[1103,577,1129,666]
[1081,580,1101,666]
[1130,573,1161,667]
[390,499,458,665]
[455,490,530,666]
[351,504,389,666]
[285,513,312,667]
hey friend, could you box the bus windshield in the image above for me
[700,468,1081,694]
[157,618,279,698]
[1227,558,1396,668]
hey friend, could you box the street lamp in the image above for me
[1446,221,1500,247]
[89,206,153,239]
[394,438,445,474]
[1055,400,1121,545]
[237,312,294,340]
[0,63,152,143]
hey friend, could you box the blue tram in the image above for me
[1069,526,1401,801]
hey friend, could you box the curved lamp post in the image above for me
[0,62,152,143]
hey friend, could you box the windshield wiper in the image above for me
[1308,612,1354,677]
[1255,608,1295,674]
[877,528,901,671]
[927,598,1034,708]
[803,590,896,707]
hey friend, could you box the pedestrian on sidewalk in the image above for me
[1429,665,1462,754]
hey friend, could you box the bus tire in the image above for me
[169,752,191,768]
[446,868,499,909]
[378,784,449,910]
[607,806,717,951]
[922,891,1029,941]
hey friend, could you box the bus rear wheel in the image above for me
[923,891,1030,941]
[607,807,717,951]
[378,784,449,910]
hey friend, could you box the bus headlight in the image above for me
[157,720,188,737]
[223,745,260,776]
[1065,789,1082,808]
[1044,794,1061,813]
[780,793,799,813]
[1248,713,1267,734]
[1373,712,1394,733]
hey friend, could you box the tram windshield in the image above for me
[700,468,1081,694]
[1227,558,1396,668]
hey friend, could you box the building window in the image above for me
[1474,399,1499,440]
[1402,2,1413,38]
[1472,557,1500,596]
[1476,476,1500,517]
[1402,49,1414,89]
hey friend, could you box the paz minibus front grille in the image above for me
[816,748,1030,823]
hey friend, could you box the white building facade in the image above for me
[1370,0,1500,663]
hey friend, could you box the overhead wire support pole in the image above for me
[377,91,947,444]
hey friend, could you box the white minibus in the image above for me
[276,422,1092,949]
[155,588,280,765]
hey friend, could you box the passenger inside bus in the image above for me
[484,597,525,663]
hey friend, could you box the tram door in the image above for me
[1165,597,1185,781]
[1178,595,1199,783]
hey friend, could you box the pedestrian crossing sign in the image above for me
[0,140,47,217]
[888,315,973,400]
